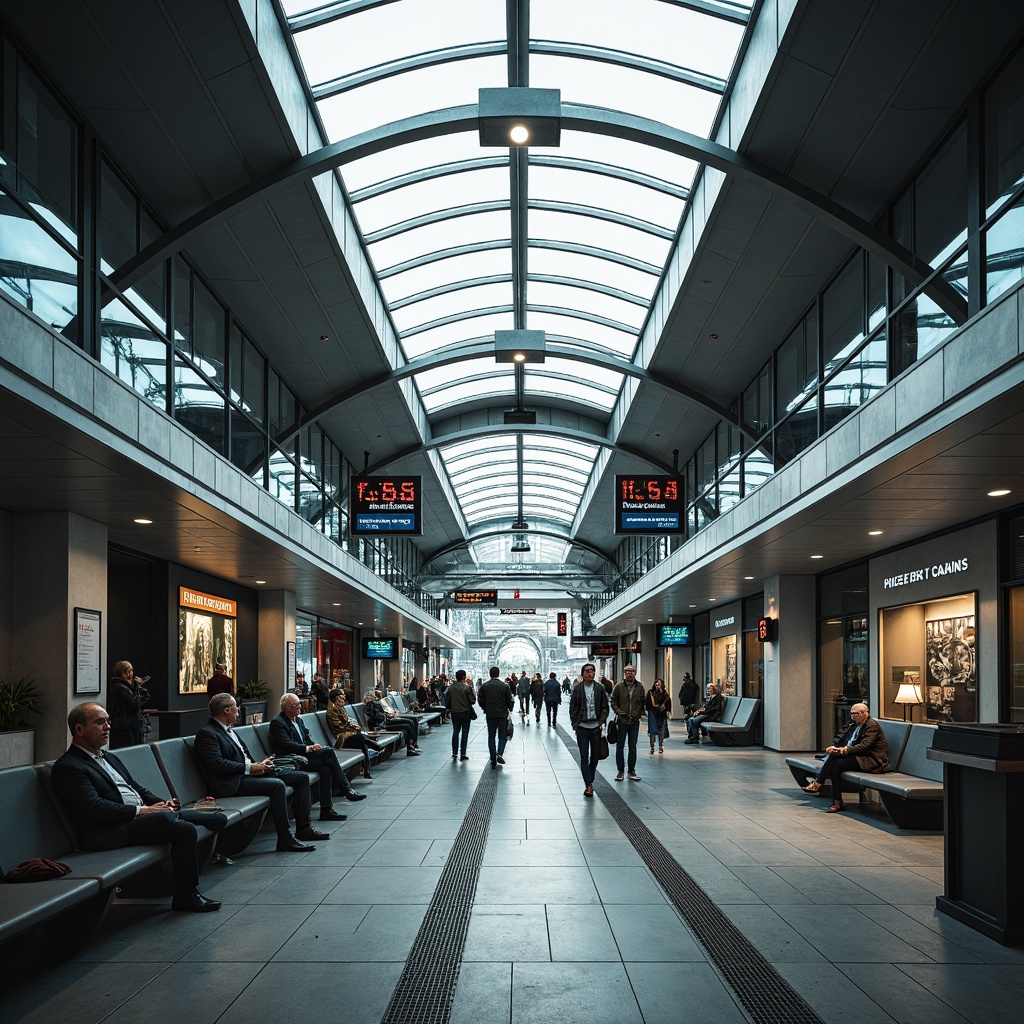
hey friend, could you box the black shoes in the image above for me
[319,808,347,821]
[460,754,469,760]
[171,891,221,913]
[277,837,316,852]
[496,755,505,764]
[295,825,331,842]
[407,749,421,756]
[344,792,367,802]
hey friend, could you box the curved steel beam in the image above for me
[285,339,749,447]
[421,526,616,571]
[108,102,967,324]
[362,423,674,476]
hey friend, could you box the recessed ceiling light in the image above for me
[689,604,696,608]
[255,579,266,584]
[133,518,152,524]
[647,618,653,621]
[332,602,341,606]
[709,597,716,602]
[811,555,824,560]
[509,124,529,144]
[988,488,1012,497]
[868,530,883,536]
[744,575,754,580]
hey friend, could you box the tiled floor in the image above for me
[4,719,1024,1024]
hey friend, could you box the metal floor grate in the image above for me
[559,725,826,1024]
[380,766,499,1024]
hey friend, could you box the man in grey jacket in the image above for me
[478,666,514,769]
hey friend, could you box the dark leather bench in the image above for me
[390,692,441,729]
[312,710,394,767]
[347,702,405,754]
[703,696,761,746]
[787,721,943,829]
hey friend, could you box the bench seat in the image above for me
[704,697,760,746]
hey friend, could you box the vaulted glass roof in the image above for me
[283,0,754,574]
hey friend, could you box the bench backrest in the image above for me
[0,765,73,865]
[152,737,210,803]
[733,698,760,729]
[897,724,943,781]
[113,744,172,800]
[302,712,333,747]
[878,719,911,767]
[387,694,403,713]
[719,696,740,725]
[348,702,368,728]
[233,725,262,758]
[251,722,273,756]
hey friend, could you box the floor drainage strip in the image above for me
[379,765,499,1024]
[558,725,825,1024]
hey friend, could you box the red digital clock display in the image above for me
[614,475,684,535]
[350,476,422,536]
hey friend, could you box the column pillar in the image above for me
[762,575,816,751]
[11,512,107,762]
[257,589,295,710]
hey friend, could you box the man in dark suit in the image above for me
[193,693,328,852]
[269,693,367,821]
[51,702,225,912]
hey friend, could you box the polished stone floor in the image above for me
[4,717,1023,1024]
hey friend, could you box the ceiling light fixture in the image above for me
[255,579,266,584]
[811,554,824,559]
[509,124,529,144]
[744,575,754,580]
[868,529,883,536]
[988,488,1012,497]
[133,518,152,524]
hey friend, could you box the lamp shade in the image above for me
[894,682,923,705]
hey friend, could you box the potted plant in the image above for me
[0,676,44,769]
[236,678,269,724]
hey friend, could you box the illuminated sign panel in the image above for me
[757,617,775,643]
[557,612,567,636]
[454,590,498,606]
[614,475,684,534]
[657,623,692,647]
[350,476,422,535]
[362,637,399,660]
[590,641,618,657]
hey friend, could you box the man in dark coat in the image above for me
[268,693,366,820]
[479,667,514,769]
[51,702,225,912]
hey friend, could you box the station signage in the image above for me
[501,608,536,615]
[614,475,684,535]
[454,590,498,606]
[557,612,567,636]
[590,641,618,657]
[350,476,422,535]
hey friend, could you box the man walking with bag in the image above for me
[611,664,646,781]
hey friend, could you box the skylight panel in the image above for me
[367,209,509,270]
[528,208,672,266]
[401,311,514,359]
[526,280,646,330]
[392,281,512,334]
[527,246,658,299]
[382,247,512,299]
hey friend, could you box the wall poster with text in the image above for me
[178,588,237,695]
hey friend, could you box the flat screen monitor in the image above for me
[362,636,399,660]
[657,623,692,647]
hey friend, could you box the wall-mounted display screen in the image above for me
[656,623,692,647]
[454,590,498,605]
[590,641,618,657]
[350,476,422,535]
[757,617,775,643]
[614,475,684,535]
[362,637,399,660]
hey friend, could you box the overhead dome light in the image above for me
[868,529,883,536]
[988,488,1012,497]
[133,518,153,524]
[513,352,526,362]
[509,124,529,144]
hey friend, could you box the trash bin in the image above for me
[927,723,1024,946]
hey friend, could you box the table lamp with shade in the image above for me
[894,681,924,721]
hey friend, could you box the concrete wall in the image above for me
[762,575,815,751]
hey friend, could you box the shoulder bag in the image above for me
[606,718,618,744]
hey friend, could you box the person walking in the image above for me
[611,664,646,781]
[447,668,477,761]
[569,663,609,797]
[678,672,699,720]
[516,673,531,724]
[478,667,514,768]
[530,673,544,725]
[645,678,672,753]
[543,671,562,727]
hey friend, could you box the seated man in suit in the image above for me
[51,702,225,912]
[194,693,329,852]
[269,693,367,819]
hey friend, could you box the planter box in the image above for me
[0,728,35,769]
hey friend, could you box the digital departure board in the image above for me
[454,590,498,606]
[614,475,684,535]
[657,623,692,647]
[362,637,399,660]
[350,476,422,535]
[590,641,618,658]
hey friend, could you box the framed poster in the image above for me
[925,615,976,722]
[287,641,296,689]
[178,588,237,695]
[74,607,102,695]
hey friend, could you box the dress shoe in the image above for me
[277,837,316,852]
[319,808,347,821]
[345,792,367,801]
[628,772,642,781]
[496,755,505,764]
[295,825,331,841]
[460,754,469,760]
[171,891,221,913]
[584,785,593,797]
[615,772,624,781]
[684,738,698,745]
[407,749,421,756]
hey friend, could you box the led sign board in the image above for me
[454,590,498,606]
[757,617,775,643]
[557,612,567,636]
[614,475,684,535]
[350,476,422,535]
[362,637,399,660]
[657,623,692,647]
[590,641,618,658]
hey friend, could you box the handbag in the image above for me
[469,706,478,720]
[606,718,618,744]
[273,754,309,771]
[6,858,71,882]
[506,718,514,739]
[662,721,670,739]
[598,735,610,760]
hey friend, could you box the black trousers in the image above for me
[340,732,381,774]
[575,727,602,787]
[122,809,227,896]
[816,754,861,806]
[451,711,472,756]
[236,773,311,839]
[306,747,351,806]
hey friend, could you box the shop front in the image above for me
[710,602,742,696]
[869,521,998,724]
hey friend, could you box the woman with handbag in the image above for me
[569,662,610,797]
[446,669,477,761]
[645,678,672,753]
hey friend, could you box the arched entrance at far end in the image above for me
[495,633,545,673]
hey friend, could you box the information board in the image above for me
[614,475,684,535]
[454,590,498,606]
[351,476,422,535]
